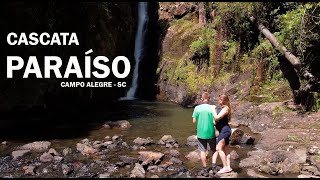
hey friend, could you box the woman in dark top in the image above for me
[212,94,232,174]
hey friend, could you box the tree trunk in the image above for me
[249,15,317,84]
[249,16,301,69]
[198,2,206,26]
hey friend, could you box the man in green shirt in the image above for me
[192,92,216,176]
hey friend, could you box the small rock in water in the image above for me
[167,149,180,158]
[158,135,177,145]
[139,151,164,166]
[185,150,200,162]
[93,141,101,146]
[166,143,173,148]
[99,173,110,178]
[132,145,139,151]
[2,141,8,145]
[40,152,53,163]
[119,155,138,165]
[186,135,198,146]
[81,138,90,144]
[122,142,129,148]
[23,165,36,175]
[12,150,31,160]
[76,143,97,156]
[216,171,238,178]
[62,148,72,156]
[53,156,64,162]
[48,148,59,156]
[105,120,131,129]
[140,146,146,150]
[247,169,268,178]
[150,175,159,178]
[130,163,145,178]
[104,136,111,140]
[102,124,111,129]
[18,141,51,152]
[62,164,73,176]
[169,157,182,165]
[112,135,119,141]
[133,137,153,146]
[42,168,49,174]
[298,174,320,178]
[147,166,158,173]
[230,150,239,160]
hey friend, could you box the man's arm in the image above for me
[192,118,196,124]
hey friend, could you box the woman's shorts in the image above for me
[217,126,232,145]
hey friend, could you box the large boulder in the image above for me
[138,151,164,166]
[229,129,244,145]
[240,134,255,145]
[12,150,31,160]
[130,163,145,178]
[186,135,198,146]
[133,137,153,146]
[18,141,51,152]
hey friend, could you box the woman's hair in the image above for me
[219,94,231,122]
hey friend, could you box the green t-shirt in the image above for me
[192,103,215,139]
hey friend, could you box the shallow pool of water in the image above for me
[0,101,294,178]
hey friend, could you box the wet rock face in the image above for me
[159,2,197,21]
[18,141,51,152]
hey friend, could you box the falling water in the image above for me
[120,2,148,100]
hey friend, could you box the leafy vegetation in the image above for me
[160,2,319,107]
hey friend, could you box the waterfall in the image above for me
[120,2,148,100]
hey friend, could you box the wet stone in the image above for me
[62,164,73,176]
[12,150,31,160]
[62,148,72,156]
[23,165,35,175]
[40,152,53,163]
[99,173,110,178]
[48,148,59,156]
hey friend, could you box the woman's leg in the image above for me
[223,145,231,171]
[216,139,227,168]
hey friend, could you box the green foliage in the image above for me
[190,25,216,54]
[190,40,208,54]
[223,40,237,66]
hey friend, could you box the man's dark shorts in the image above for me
[197,137,216,152]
